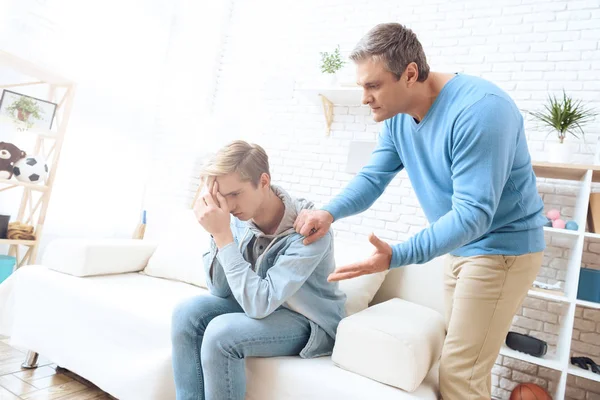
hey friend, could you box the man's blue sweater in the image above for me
[323,74,547,268]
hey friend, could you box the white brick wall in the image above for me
[212,0,600,398]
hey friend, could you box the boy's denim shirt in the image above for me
[202,186,347,358]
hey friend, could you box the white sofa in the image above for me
[0,211,446,400]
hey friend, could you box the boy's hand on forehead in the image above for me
[194,180,233,248]
[210,181,229,212]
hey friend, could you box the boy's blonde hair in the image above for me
[200,140,270,187]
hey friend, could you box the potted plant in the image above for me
[320,46,345,86]
[530,91,597,164]
[6,96,43,128]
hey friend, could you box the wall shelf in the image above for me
[543,225,579,238]
[528,288,570,303]
[0,239,36,246]
[568,365,600,384]
[296,86,364,135]
[500,345,563,371]
[532,161,600,182]
[575,299,600,310]
[0,179,48,192]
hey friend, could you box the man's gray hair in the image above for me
[350,23,430,82]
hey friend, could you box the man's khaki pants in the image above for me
[439,252,543,400]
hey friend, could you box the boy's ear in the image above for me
[260,173,270,188]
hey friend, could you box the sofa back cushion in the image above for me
[142,209,388,316]
[372,256,445,316]
[142,209,210,288]
[332,237,388,316]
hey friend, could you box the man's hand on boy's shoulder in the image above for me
[294,209,334,245]
[194,180,233,249]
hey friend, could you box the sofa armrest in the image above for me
[331,298,445,393]
[41,239,158,277]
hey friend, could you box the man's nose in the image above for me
[362,90,371,105]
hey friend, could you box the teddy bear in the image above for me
[0,142,26,180]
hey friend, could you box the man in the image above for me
[294,23,546,399]
[171,140,346,400]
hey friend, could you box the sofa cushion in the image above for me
[9,265,206,400]
[246,355,439,400]
[144,211,387,307]
[143,209,210,288]
[42,238,158,277]
[333,238,388,315]
[331,298,445,392]
[8,266,439,400]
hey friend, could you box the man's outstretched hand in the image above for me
[294,209,334,245]
[327,233,392,282]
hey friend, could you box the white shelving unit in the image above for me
[497,161,600,399]
[0,51,76,268]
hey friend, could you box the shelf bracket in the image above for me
[319,94,334,136]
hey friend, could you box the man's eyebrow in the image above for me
[360,80,379,87]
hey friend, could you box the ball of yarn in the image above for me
[546,209,561,221]
[544,218,553,227]
[566,221,579,231]
[552,219,566,229]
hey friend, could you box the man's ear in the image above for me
[405,62,419,86]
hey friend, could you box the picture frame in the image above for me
[0,89,58,130]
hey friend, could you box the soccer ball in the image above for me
[13,156,48,184]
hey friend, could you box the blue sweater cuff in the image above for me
[321,205,340,222]
[390,244,403,269]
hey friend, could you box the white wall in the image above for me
[0,0,175,250]
[0,0,231,256]
[211,0,600,398]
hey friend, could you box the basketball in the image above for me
[510,383,552,400]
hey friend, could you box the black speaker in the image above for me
[506,332,547,358]
[0,215,9,239]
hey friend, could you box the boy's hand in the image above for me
[194,180,233,248]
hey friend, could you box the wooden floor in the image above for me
[0,336,113,400]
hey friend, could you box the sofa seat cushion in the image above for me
[246,356,439,400]
[10,265,206,400]
[332,298,445,393]
[9,266,440,400]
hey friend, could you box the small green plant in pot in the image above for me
[6,96,43,128]
[320,46,345,85]
[530,91,597,164]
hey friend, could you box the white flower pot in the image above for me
[546,141,578,164]
[321,73,338,87]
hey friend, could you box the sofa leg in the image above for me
[21,351,39,369]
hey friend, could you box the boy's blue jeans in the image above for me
[171,295,311,400]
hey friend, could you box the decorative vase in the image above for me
[326,72,338,87]
[546,141,577,164]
